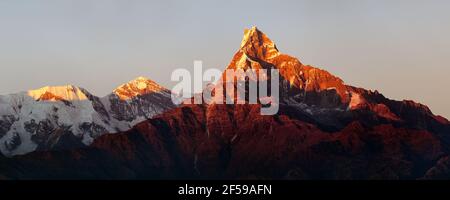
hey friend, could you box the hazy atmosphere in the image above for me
[0,0,449,118]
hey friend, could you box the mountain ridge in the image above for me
[0,27,449,179]
[0,76,177,156]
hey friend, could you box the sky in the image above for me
[0,0,449,118]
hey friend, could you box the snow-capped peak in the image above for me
[0,77,177,157]
[113,76,167,100]
[27,85,89,101]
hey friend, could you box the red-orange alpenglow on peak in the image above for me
[229,26,353,107]
[113,76,169,100]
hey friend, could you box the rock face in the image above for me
[0,27,449,180]
[231,27,349,106]
[0,77,176,156]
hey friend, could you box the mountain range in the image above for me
[0,27,449,180]
[0,77,176,156]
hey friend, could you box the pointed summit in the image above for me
[228,27,350,105]
[113,76,168,100]
[239,26,280,61]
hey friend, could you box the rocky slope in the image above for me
[0,77,176,156]
[0,27,448,179]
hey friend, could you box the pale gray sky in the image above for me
[0,0,449,118]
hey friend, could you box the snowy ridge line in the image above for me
[0,77,177,156]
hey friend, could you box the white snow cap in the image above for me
[27,85,88,101]
[113,76,167,100]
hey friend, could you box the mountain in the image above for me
[0,27,449,179]
[0,77,176,156]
